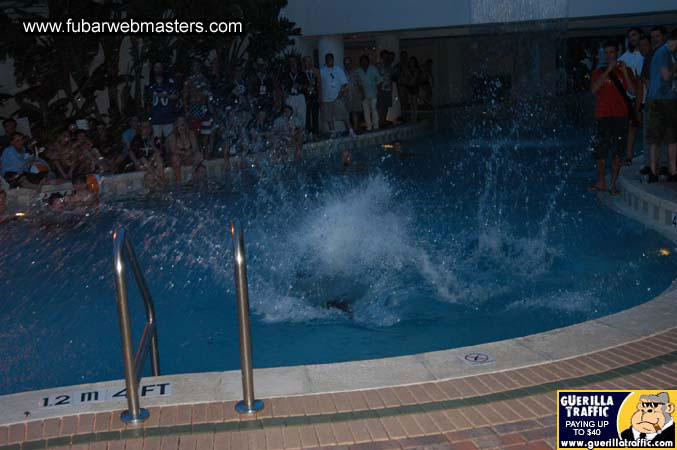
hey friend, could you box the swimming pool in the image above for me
[1,107,675,395]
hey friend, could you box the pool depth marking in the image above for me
[37,383,171,409]
[461,352,495,366]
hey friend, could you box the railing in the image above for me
[231,221,264,414]
[113,229,161,424]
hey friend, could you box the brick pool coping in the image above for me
[0,327,675,449]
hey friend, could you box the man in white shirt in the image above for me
[357,54,383,131]
[618,27,645,165]
[320,53,356,138]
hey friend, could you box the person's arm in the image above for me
[590,68,611,94]
[635,77,643,113]
[659,58,676,81]
[620,63,636,96]
[316,70,322,99]
[189,131,200,155]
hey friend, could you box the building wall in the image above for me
[282,0,676,36]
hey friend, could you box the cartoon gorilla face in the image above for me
[631,401,675,434]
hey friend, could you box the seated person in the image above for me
[272,105,304,161]
[74,130,105,171]
[94,123,130,173]
[166,116,202,182]
[245,109,271,155]
[185,80,214,155]
[130,120,167,191]
[49,130,99,180]
[121,116,140,154]
[1,133,47,190]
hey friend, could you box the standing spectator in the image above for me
[320,53,356,138]
[421,59,434,108]
[588,41,636,195]
[228,65,249,109]
[393,50,409,121]
[343,56,363,132]
[1,118,17,151]
[646,29,677,182]
[639,26,669,176]
[357,55,383,131]
[634,34,653,170]
[145,62,179,139]
[377,51,394,128]
[619,28,645,166]
[403,57,421,123]
[302,56,320,137]
[185,80,213,155]
[249,58,275,123]
[281,56,308,135]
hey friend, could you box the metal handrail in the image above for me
[231,221,264,414]
[113,229,161,424]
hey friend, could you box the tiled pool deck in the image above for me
[1,327,676,449]
[2,131,677,450]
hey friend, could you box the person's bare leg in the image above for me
[609,156,621,194]
[588,159,607,191]
[626,124,637,162]
[294,129,304,161]
[668,143,677,176]
[650,143,659,175]
[171,154,182,182]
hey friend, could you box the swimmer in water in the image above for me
[339,150,367,172]
[341,150,353,166]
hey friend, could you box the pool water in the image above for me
[1,109,675,395]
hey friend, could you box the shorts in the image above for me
[321,100,347,123]
[646,100,677,145]
[152,123,174,138]
[592,117,627,161]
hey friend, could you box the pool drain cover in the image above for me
[460,352,495,366]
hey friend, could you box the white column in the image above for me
[317,34,344,68]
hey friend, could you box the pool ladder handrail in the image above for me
[231,221,264,414]
[113,229,161,424]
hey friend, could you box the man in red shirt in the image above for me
[589,40,637,195]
